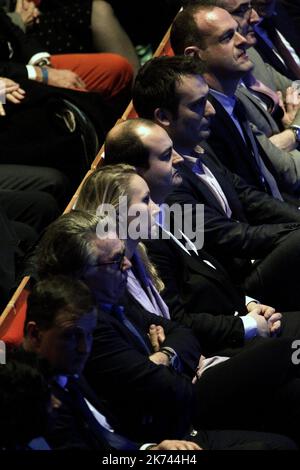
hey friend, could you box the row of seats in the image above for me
[0,25,174,345]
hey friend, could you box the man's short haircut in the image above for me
[133,55,207,120]
[171,0,218,54]
[25,276,96,333]
[35,210,100,279]
[104,119,158,169]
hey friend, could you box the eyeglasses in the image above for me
[231,3,253,19]
[89,252,125,270]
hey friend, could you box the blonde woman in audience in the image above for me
[76,163,170,319]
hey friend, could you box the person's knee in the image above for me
[109,54,133,86]
[97,53,133,96]
[92,0,115,19]
[21,191,60,233]
[38,167,70,207]
[13,221,38,251]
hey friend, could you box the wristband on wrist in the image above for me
[40,66,49,85]
[289,126,300,146]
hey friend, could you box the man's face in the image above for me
[164,74,215,150]
[221,1,261,43]
[35,309,98,375]
[194,8,254,78]
[82,236,130,304]
[251,0,276,18]
[137,124,183,203]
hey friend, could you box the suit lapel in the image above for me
[254,34,293,78]
[178,150,246,222]
[236,86,279,133]
[209,95,257,165]
[178,243,229,284]
[208,94,263,179]
[208,93,249,152]
[208,93,281,192]
[177,160,228,215]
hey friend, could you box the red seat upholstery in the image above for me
[0,279,29,346]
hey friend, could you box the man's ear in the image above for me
[184,46,204,60]
[154,107,171,127]
[26,322,42,347]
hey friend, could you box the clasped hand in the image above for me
[148,324,170,366]
[247,302,282,337]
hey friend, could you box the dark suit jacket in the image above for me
[253,6,300,81]
[145,235,246,354]
[273,4,300,59]
[0,9,44,79]
[280,0,300,32]
[0,207,19,308]
[47,376,140,450]
[166,153,300,280]
[254,29,295,80]
[84,295,201,442]
[207,93,290,195]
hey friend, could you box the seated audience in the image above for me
[0,8,133,177]
[76,164,169,319]
[20,274,281,450]
[33,210,300,445]
[9,0,140,74]
[103,119,300,351]
[171,1,300,196]
[131,55,300,311]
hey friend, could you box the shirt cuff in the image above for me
[160,346,181,372]
[245,296,259,306]
[26,65,37,80]
[28,52,51,66]
[241,315,257,340]
[140,443,157,450]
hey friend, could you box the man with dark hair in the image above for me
[105,119,183,203]
[31,210,300,447]
[132,54,300,310]
[22,273,204,450]
[104,118,300,354]
[171,1,300,196]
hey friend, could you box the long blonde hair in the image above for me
[77,164,164,292]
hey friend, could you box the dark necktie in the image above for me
[261,18,300,80]
[233,99,283,200]
[101,303,151,354]
[66,377,137,450]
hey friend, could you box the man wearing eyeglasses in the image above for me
[33,210,300,449]
[32,210,297,450]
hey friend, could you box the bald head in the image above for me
[104,119,161,169]
[171,1,218,54]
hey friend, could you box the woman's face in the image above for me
[126,174,159,241]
